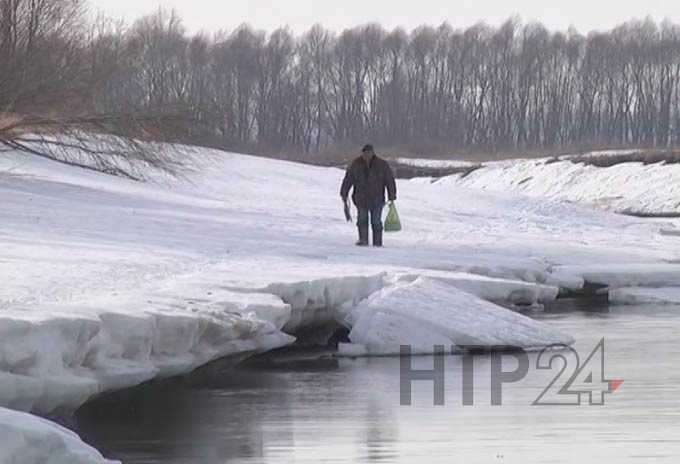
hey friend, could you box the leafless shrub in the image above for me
[0,112,186,179]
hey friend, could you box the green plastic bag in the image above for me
[384,202,402,232]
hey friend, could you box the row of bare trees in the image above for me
[4,2,680,159]
[0,0,88,113]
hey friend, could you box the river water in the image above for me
[75,303,680,464]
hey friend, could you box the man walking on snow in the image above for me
[340,144,397,247]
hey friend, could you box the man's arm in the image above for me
[340,163,353,200]
[385,162,397,201]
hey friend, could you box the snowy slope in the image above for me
[3,145,680,458]
[445,156,680,215]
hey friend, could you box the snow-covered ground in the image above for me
[3,145,680,460]
[445,155,680,215]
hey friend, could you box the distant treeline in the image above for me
[3,1,680,158]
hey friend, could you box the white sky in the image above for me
[89,0,680,35]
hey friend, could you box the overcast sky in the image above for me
[89,0,680,34]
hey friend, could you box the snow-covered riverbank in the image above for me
[3,146,680,461]
[445,154,680,216]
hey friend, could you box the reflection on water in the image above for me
[75,304,680,463]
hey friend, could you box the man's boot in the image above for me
[356,225,369,246]
[372,227,383,247]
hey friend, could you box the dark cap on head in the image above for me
[361,144,375,154]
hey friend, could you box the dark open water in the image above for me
[75,304,680,464]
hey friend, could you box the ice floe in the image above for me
[338,278,574,356]
[387,269,559,306]
[609,287,680,305]
[0,407,118,464]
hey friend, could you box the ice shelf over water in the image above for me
[0,296,293,415]
[553,263,680,289]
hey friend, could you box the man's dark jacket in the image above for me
[340,155,397,208]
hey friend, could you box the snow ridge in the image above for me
[446,156,680,216]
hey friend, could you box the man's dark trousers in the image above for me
[357,203,384,246]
